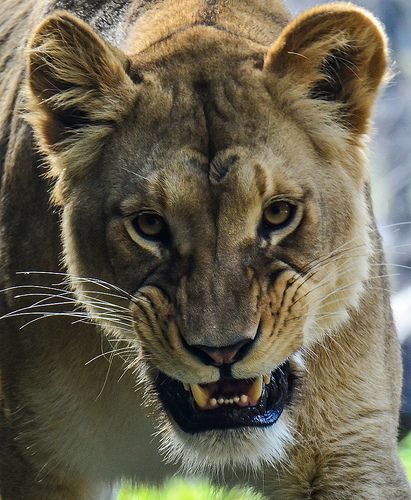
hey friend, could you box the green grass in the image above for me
[400,432,411,479]
[118,480,263,500]
[119,436,411,499]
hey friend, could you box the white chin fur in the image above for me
[158,412,293,475]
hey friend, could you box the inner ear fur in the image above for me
[264,3,389,135]
[27,12,136,181]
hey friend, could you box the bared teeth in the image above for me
[249,376,263,405]
[188,374,267,410]
[190,384,209,409]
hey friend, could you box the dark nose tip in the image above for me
[189,338,253,367]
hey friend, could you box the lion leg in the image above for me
[272,468,411,500]
[307,467,411,499]
[270,440,411,500]
[307,457,411,500]
[311,430,411,499]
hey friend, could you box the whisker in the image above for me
[287,247,369,295]
[71,312,133,327]
[120,166,151,181]
[288,253,370,309]
[85,347,136,365]
[380,263,411,272]
[0,283,74,295]
[18,312,90,330]
[303,273,398,311]
[73,318,133,334]
[379,221,411,229]
[288,239,368,287]
[15,271,145,304]
[3,295,132,322]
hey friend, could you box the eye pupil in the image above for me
[134,212,165,238]
[263,201,293,228]
[146,215,159,227]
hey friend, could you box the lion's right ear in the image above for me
[27,12,137,179]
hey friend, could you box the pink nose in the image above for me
[192,339,252,366]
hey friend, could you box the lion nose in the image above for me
[189,339,253,367]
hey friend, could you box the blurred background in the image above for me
[123,0,411,497]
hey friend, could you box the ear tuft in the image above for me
[264,3,389,135]
[27,12,137,186]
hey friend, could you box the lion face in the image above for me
[27,5,387,471]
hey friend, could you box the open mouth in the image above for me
[156,362,293,434]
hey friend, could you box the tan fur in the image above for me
[1,1,410,498]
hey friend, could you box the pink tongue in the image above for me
[200,378,253,398]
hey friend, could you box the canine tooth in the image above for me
[218,398,224,405]
[210,398,217,408]
[263,374,271,385]
[190,384,209,409]
[183,383,190,391]
[233,396,240,403]
[249,376,263,404]
[240,394,248,404]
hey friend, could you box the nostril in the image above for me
[188,338,253,367]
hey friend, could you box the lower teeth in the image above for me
[210,394,249,406]
[189,373,270,409]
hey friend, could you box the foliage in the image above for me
[400,432,411,479]
[118,479,264,500]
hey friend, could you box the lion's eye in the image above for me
[132,212,166,240]
[263,201,294,229]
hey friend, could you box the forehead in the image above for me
[126,33,274,154]
[112,114,314,224]
[108,32,319,211]
[119,147,305,220]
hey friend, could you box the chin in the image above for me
[159,413,294,475]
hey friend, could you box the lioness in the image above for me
[0,0,410,498]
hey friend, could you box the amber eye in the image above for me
[132,212,166,240]
[263,201,294,229]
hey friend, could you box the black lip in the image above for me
[156,361,293,434]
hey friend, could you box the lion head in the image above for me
[26,3,387,472]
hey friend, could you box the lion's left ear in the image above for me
[264,3,388,135]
